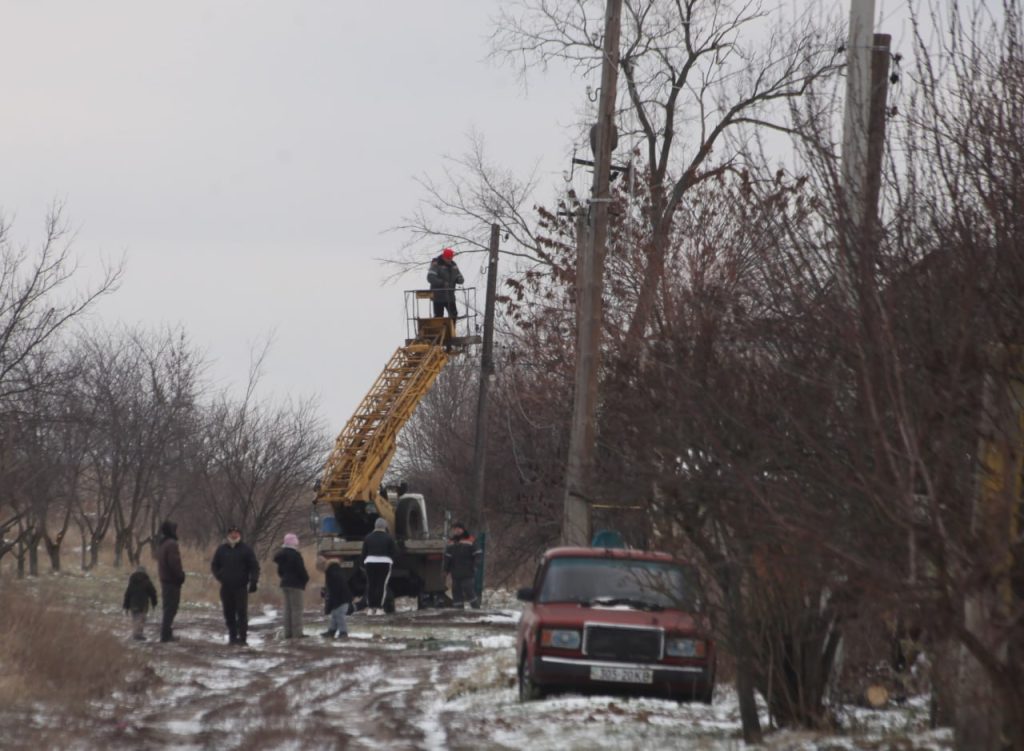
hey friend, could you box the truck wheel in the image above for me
[518,653,545,702]
[395,497,426,540]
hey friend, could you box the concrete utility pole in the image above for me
[839,0,879,300]
[840,0,877,227]
[469,223,500,534]
[562,0,623,547]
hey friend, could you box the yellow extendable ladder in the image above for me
[314,335,449,523]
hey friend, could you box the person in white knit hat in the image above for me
[360,518,400,615]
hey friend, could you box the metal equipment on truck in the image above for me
[311,289,479,610]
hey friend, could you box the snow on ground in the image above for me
[0,585,952,751]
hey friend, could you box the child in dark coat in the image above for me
[317,556,352,639]
[123,565,159,641]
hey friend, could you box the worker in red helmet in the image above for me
[427,247,464,319]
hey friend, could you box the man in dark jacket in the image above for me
[427,247,464,318]
[273,533,309,638]
[123,565,158,641]
[210,524,260,646]
[360,518,400,615]
[156,519,186,642]
[445,522,482,609]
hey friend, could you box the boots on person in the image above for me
[321,629,336,638]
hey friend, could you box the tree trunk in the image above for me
[87,539,100,570]
[724,565,763,744]
[27,538,39,577]
[45,538,61,572]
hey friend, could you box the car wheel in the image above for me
[518,653,545,702]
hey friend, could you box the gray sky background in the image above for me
[1,1,927,426]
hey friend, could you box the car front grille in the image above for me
[584,625,663,662]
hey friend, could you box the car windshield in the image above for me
[537,557,699,611]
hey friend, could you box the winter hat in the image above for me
[283,532,300,548]
[374,518,388,531]
[441,247,455,260]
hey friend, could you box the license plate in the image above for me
[590,666,654,684]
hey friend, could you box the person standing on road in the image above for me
[444,522,482,609]
[317,556,352,639]
[122,565,158,641]
[427,247,464,319]
[156,520,186,642]
[273,533,309,638]
[210,524,260,646]
[361,518,400,615]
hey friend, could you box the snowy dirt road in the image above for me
[2,596,952,751]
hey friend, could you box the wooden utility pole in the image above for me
[469,224,500,534]
[562,0,623,546]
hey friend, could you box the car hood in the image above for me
[530,602,702,631]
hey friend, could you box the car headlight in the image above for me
[540,628,582,649]
[666,638,706,658]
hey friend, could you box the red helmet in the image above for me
[441,247,455,260]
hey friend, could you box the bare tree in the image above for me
[0,204,121,571]
[193,349,327,557]
[0,204,121,400]
[492,0,841,355]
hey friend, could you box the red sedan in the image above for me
[515,547,715,703]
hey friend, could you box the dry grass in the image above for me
[0,580,145,704]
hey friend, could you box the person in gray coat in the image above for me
[427,247,464,318]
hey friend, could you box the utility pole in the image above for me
[469,223,500,534]
[562,0,623,546]
[838,0,878,300]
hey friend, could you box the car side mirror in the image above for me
[516,587,535,602]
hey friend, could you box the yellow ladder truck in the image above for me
[311,289,479,611]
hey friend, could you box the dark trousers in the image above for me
[365,562,392,610]
[220,586,249,643]
[160,583,181,641]
[452,576,479,608]
[433,299,458,318]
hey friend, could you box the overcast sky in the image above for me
[1,1,925,426]
[1,1,588,424]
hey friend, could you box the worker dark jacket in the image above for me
[444,535,481,580]
[273,547,310,590]
[427,257,464,304]
[156,522,186,587]
[360,529,400,563]
[324,562,353,613]
[123,570,158,613]
[211,541,260,590]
